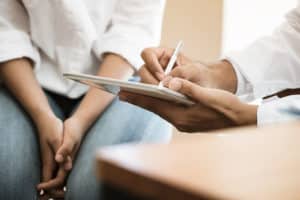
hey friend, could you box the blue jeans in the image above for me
[0,87,172,200]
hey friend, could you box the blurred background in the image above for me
[161,0,297,61]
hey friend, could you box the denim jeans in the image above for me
[0,87,172,200]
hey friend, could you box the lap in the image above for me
[0,87,64,199]
[66,100,172,200]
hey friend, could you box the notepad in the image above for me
[63,72,195,106]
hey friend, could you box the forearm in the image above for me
[0,58,54,123]
[71,54,134,132]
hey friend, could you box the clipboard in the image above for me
[63,72,195,106]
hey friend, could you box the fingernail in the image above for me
[39,189,44,196]
[169,79,182,91]
[63,186,67,192]
[156,72,165,81]
[48,198,54,200]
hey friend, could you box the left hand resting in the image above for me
[37,117,84,197]
[119,78,257,132]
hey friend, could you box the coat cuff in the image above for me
[224,57,254,100]
[0,31,40,69]
[257,95,300,126]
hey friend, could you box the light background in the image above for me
[161,0,297,60]
[222,0,297,53]
[161,0,223,61]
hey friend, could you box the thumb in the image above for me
[55,139,74,164]
[168,78,210,103]
[168,78,243,122]
[168,78,226,108]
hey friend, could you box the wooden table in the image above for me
[97,122,300,200]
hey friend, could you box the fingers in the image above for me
[169,66,190,80]
[168,64,205,82]
[56,130,80,171]
[41,148,56,183]
[162,76,173,87]
[167,78,241,117]
[139,47,189,86]
[168,78,214,105]
[141,48,165,79]
[37,167,67,191]
[119,91,183,122]
[168,78,227,114]
[46,189,65,199]
[64,156,73,171]
[41,160,55,183]
[159,51,171,68]
[39,147,57,197]
[138,65,160,84]
[141,47,176,80]
[172,78,251,125]
[55,139,75,168]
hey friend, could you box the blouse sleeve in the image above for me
[93,0,165,70]
[0,0,40,67]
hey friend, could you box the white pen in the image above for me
[158,40,184,88]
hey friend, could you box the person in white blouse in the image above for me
[120,3,300,132]
[0,0,171,199]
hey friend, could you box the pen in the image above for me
[158,40,184,88]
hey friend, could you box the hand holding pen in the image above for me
[139,41,191,85]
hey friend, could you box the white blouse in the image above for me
[0,0,165,98]
[226,1,300,125]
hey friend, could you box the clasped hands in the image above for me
[35,114,84,199]
[120,47,258,132]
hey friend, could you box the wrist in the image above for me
[66,115,90,136]
[239,104,258,126]
[32,109,57,127]
[64,116,88,139]
[208,60,238,93]
[70,90,115,133]
[34,112,62,136]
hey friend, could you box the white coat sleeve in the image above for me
[225,4,300,100]
[93,0,165,70]
[0,0,40,67]
[257,95,300,126]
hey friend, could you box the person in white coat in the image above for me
[0,0,171,199]
[120,3,300,132]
